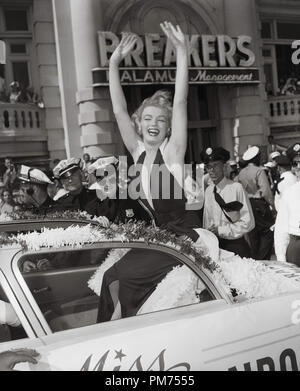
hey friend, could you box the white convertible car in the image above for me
[0,217,300,371]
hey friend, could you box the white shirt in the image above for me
[274,171,297,212]
[203,177,255,240]
[274,181,300,262]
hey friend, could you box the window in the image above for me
[264,63,275,95]
[261,21,272,39]
[277,22,300,40]
[10,44,27,54]
[18,245,215,333]
[0,5,33,99]
[276,44,300,93]
[12,61,29,88]
[262,48,272,58]
[261,19,300,96]
[4,9,28,31]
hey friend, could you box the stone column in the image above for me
[69,0,118,158]
[51,0,81,158]
[33,0,66,160]
[219,0,267,158]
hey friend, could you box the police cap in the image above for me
[286,143,300,161]
[201,147,230,164]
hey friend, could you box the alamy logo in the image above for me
[291,41,300,65]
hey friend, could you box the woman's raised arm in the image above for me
[109,33,140,155]
[160,22,188,160]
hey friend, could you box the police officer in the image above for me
[88,156,151,224]
[202,147,254,258]
[237,146,275,260]
[274,143,300,265]
[273,154,297,212]
[17,165,55,214]
[53,157,116,220]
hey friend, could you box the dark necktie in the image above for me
[273,177,284,195]
[213,186,243,224]
[213,186,243,212]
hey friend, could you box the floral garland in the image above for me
[214,252,300,300]
[0,220,216,272]
[1,213,300,301]
[0,209,108,225]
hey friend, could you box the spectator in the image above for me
[274,143,300,265]
[16,165,55,214]
[267,135,286,160]
[0,188,15,215]
[280,74,298,95]
[238,146,275,260]
[202,147,254,258]
[9,81,21,103]
[263,161,276,190]
[0,75,6,102]
[82,153,91,170]
[273,154,297,212]
[228,160,239,181]
[2,158,17,191]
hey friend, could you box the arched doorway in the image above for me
[107,0,220,163]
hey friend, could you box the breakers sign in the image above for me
[92,32,260,86]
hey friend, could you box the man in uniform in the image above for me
[273,153,297,212]
[17,165,55,214]
[237,146,275,260]
[53,157,117,220]
[202,147,254,258]
[88,156,151,224]
[274,143,300,265]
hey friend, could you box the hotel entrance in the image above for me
[123,84,219,163]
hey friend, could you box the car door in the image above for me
[31,291,300,371]
[9,242,300,371]
[8,241,224,370]
[0,270,45,365]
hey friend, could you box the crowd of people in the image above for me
[0,79,43,107]
[0,21,300,370]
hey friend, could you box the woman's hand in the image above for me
[160,21,187,51]
[110,33,138,65]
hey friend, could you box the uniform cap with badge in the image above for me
[201,147,230,164]
[270,151,281,160]
[87,156,118,175]
[273,154,291,167]
[53,158,83,179]
[17,165,53,185]
[286,143,300,161]
[264,161,276,169]
[88,156,120,191]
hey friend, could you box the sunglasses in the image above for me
[291,161,300,168]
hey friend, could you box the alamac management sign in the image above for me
[92,32,260,86]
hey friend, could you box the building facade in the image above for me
[0,0,299,168]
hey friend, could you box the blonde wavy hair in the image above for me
[131,90,173,137]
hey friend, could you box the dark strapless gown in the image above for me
[97,147,201,322]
